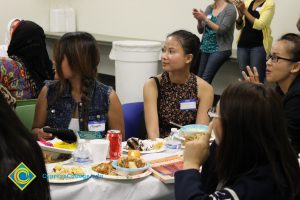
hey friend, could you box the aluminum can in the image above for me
[107,130,122,160]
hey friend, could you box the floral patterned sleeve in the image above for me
[0,83,16,109]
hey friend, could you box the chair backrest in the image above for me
[16,99,38,107]
[15,104,36,131]
[122,102,147,140]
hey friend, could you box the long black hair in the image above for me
[7,20,54,96]
[167,30,201,74]
[0,95,50,199]
[217,82,300,199]
[54,31,100,130]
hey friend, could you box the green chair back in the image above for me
[16,99,38,107]
[15,104,36,131]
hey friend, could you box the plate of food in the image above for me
[122,138,165,154]
[174,124,214,145]
[46,164,91,183]
[91,160,152,180]
[38,138,77,154]
[43,151,73,166]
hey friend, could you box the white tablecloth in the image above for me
[50,149,180,200]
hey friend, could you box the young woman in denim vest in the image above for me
[32,32,124,140]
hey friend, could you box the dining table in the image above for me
[49,148,180,200]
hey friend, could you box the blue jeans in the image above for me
[237,46,266,83]
[197,50,231,84]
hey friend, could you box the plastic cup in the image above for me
[90,139,110,163]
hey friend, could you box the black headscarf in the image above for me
[7,20,54,93]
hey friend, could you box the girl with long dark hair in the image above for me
[175,82,300,199]
[32,32,124,140]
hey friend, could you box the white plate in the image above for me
[122,146,166,154]
[46,165,91,184]
[45,157,73,167]
[38,138,75,154]
[91,162,152,180]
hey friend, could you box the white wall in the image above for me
[0,0,299,47]
[53,0,299,44]
[0,0,50,44]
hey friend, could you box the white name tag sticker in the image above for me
[88,120,105,132]
[180,99,197,110]
[256,7,262,12]
[207,14,212,19]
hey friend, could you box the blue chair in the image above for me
[122,102,147,140]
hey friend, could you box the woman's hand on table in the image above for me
[33,127,54,140]
[183,123,212,170]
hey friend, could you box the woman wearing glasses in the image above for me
[175,82,300,200]
[242,33,300,154]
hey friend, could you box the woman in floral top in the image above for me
[0,20,54,99]
[143,30,214,139]
[0,83,16,109]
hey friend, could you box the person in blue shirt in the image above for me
[175,82,300,200]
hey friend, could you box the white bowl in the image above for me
[111,160,150,176]
[179,124,208,135]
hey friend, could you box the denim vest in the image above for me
[46,80,112,136]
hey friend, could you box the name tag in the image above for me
[207,14,212,19]
[180,99,197,110]
[78,131,103,139]
[256,6,262,12]
[88,120,105,132]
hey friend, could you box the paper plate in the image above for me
[46,165,91,184]
[38,138,76,154]
[91,162,152,180]
[122,146,166,154]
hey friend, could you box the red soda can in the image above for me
[107,130,122,160]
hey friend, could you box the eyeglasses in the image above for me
[266,54,298,63]
[207,107,220,119]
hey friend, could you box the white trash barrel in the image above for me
[109,40,162,104]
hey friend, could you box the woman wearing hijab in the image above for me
[0,18,21,57]
[0,20,54,99]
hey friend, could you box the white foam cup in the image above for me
[90,139,110,163]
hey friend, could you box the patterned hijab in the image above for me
[7,20,54,93]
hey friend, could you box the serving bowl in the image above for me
[179,124,208,135]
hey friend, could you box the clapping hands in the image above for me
[192,8,207,21]
[233,0,246,16]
